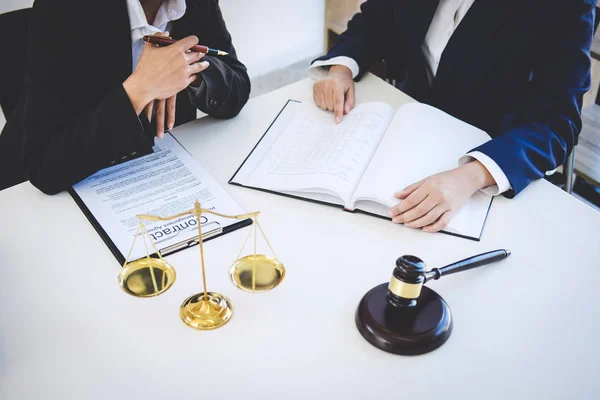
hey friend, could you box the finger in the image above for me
[390,185,428,217]
[325,86,334,112]
[313,86,320,106]
[316,89,327,110]
[144,100,154,122]
[393,194,437,224]
[143,40,156,50]
[344,82,356,114]
[155,98,166,139]
[177,35,199,52]
[333,87,344,124]
[154,31,169,37]
[404,205,447,229]
[423,211,453,233]
[312,84,323,108]
[189,61,210,75]
[395,180,424,199]
[187,75,199,86]
[166,95,176,130]
[186,51,205,64]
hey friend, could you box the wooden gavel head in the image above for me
[387,255,427,308]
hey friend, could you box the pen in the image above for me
[142,35,229,56]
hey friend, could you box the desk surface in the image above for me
[1,74,600,400]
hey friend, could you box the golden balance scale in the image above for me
[117,201,284,330]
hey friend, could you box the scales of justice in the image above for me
[117,201,284,330]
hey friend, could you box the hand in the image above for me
[143,95,176,139]
[312,65,355,124]
[389,161,495,232]
[123,32,210,114]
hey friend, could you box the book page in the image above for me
[351,103,493,238]
[244,101,394,205]
[72,134,245,261]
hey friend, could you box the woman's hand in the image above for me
[123,33,209,115]
[142,95,176,139]
[312,65,355,123]
[389,161,495,232]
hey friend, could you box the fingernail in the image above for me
[345,104,350,113]
[388,209,393,217]
[335,116,341,124]
[201,61,210,68]
[422,227,429,232]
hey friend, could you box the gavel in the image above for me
[355,249,511,355]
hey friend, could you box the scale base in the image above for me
[180,292,233,330]
[230,254,285,293]
[356,284,452,355]
[118,258,176,297]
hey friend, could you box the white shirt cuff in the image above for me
[308,56,360,80]
[459,151,512,196]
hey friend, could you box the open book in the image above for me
[230,100,493,240]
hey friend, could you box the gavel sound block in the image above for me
[355,250,510,355]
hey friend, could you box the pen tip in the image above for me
[218,50,229,56]
[505,249,511,256]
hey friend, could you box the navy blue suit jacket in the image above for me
[316,0,595,197]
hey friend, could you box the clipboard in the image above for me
[70,133,252,265]
[69,187,251,265]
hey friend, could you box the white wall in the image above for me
[220,0,325,78]
[0,0,32,14]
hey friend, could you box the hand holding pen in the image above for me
[123,33,210,138]
[142,35,229,56]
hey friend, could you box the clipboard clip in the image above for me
[161,221,223,255]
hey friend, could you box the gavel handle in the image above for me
[424,249,510,282]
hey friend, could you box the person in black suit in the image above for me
[0,0,250,194]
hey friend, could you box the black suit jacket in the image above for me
[0,0,250,194]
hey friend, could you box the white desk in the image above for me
[1,74,600,400]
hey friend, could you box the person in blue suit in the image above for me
[311,0,595,232]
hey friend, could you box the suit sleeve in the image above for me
[473,1,595,197]
[312,0,397,81]
[185,0,250,118]
[21,0,155,195]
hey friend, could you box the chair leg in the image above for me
[564,148,575,194]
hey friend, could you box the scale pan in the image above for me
[229,254,285,293]
[118,258,176,297]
